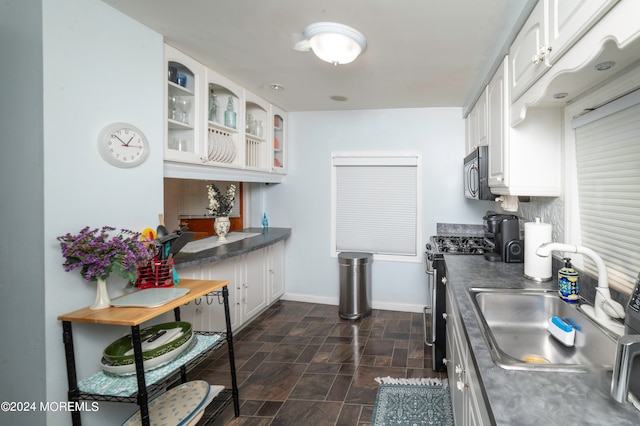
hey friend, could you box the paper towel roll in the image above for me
[524,218,552,281]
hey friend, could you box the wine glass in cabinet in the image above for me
[244,91,269,170]
[205,68,243,168]
[164,44,205,164]
[271,105,286,174]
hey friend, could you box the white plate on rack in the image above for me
[122,380,210,426]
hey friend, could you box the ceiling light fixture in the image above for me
[594,61,615,71]
[269,83,285,91]
[295,22,367,66]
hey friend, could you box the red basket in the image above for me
[136,258,175,289]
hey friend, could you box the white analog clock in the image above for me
[97,123,150,168]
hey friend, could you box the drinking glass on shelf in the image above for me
[177,98,192,124]
[168,96,177,120]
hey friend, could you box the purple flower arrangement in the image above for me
[57,226,153,282]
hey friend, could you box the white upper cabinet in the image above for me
[464,87,487,156]
[163,44,288,182]
[487,58,507,188]
[165,45,206,164]
[509,1,548,103]
[546,0,619,64]
[271,105,287,174]
[487,56,562,196]
[204,67,244,169]
[244,90,269,171]
[509,0,619,103]
[510,0,637,125]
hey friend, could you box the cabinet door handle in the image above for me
[531,45,552,64]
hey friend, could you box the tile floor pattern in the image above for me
[191,300,447,425]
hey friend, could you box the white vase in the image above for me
[214,216,230,242]
[90,278,111,310]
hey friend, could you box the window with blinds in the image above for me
[331,153,421,261]
[573,93,640,292]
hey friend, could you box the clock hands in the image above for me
[113,134,127,145]
[114,134,139,147]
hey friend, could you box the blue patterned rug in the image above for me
[371,382,454,426]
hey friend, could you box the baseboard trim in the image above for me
[281,293,424,314]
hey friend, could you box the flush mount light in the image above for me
[269,83,285,91]
[553,92,569,99]
[330,95,348,102]
[294,22,367,66]
[594,61,615,71]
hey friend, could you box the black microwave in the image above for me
[464,146,494,200]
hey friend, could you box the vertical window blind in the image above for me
[573,100,640,292]
[332,154,419,258]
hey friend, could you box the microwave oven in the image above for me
[464,146,494,200]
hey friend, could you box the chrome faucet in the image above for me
[611,335,640,403]
[536,242,625,336]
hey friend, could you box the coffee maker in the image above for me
[483,211,523,263]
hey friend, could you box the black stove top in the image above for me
[429,235,486,255]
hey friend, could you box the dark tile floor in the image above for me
[192,300,447,425]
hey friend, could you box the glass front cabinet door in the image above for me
[271,105,286,174]
[164,44,205,164]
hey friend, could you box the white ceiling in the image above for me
[103,0,536,112]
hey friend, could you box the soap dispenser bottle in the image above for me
[558,258,579,303]
[262,213,269,231]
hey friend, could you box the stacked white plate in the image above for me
[208,130,236,164]
[122,380,224,426]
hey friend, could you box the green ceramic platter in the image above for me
[103,321,192,366]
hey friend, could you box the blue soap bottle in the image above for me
[558,258,579,303]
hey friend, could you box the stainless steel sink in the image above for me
[468,288,618,371]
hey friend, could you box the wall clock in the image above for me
[97,122,150,168]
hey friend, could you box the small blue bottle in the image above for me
[262,213,269,231]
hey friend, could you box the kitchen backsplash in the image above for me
[520,196,630,307]
[517,196,565,243]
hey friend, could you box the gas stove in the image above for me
[433,235,486,255]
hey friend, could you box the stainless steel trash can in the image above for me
[338,252,373,320]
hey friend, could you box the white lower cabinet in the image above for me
[267,240,285,300]
[238,249,268,321]
[445,287,491,426]
[178,243,284,332]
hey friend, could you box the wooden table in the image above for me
[58,279,239,426]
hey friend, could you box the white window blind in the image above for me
[574,101,640,292]
[332,153,419,258]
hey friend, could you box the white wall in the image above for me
[40,0,164,425]
[259,108,494,311]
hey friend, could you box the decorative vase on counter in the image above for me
[214,216,230,242]
[90,278,111,310]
